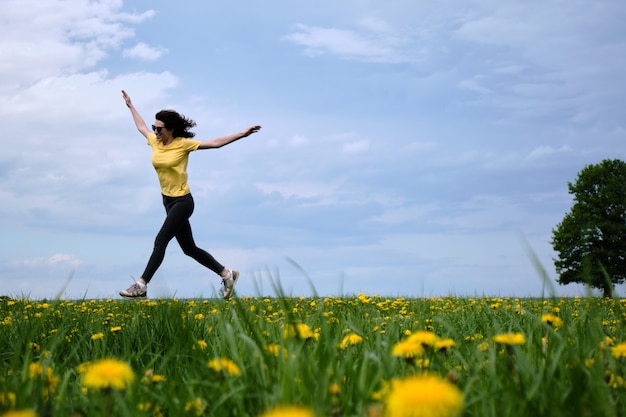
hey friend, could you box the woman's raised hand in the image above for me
[121,90,133,108]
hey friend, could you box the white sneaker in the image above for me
[119,282,147,299]
[222,270,239,300]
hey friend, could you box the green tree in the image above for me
[551,159,626,297]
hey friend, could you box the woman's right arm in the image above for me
[121,90,151,138]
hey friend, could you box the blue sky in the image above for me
[2,0,625,299]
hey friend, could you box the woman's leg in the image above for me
[140,195,195,283]
[174,194,224,274]
[175,221,225,275]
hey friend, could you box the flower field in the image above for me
[1,294,626,416]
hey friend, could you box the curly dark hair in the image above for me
[155,110,197,138]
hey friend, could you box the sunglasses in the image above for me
[152,125,166,133]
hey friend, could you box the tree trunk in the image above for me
[602,284,614,298]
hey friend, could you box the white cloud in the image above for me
[284,22,416,63]
[0,0,154,89]
[19,254,82,268]
[526,145,572,160]
[404,141,437,153]
[256,181,337,200]
[0,1,177,235]
[342,140,370,154]
[458,77,492,94]
[370,204,439,225]
[290,135,310,146]
[123,42,167,61]
[358,16,394,33]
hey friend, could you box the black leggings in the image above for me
[141,193,224,283]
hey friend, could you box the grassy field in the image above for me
[1,293,626,416]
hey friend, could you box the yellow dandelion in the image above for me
[259,405,316,417]
[371,379,391,402]
[339,333,363,349]
[151,374,166,382]
[196,340,208,350]
[415,358,430,369]
[392,339,425,358]
[266,344,280,356]
[434,338,456,351]
[207,358,241,377]
[25,362,60,399]
[137,402,153,412]
[283,323,315,340]
[611,342,626,359]
[492,332,525,346]
[141,369,166,383]
[110,326,122,333]
[385,374,464,417]
[1,410,38,417]
[0,392,16,408]
[28,363,43,378]
[407,331,440,347]
[329,383,341,395]
[184,397,208,415]
[78,358,135,390]
[266,344,288,358]
[91,332,105,341]
[607,371,626,389]
[295,323,315,340]
[358,293,371,303]
[541,314,563,329]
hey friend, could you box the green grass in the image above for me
[1,294,626,416]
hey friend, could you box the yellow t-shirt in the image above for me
[147,133,201,197]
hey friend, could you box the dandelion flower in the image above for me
[0,392,16,408]
[207,358,241,377]
[541,314,563,329]
[492,332,525,346]
[434,338,456,351]
[611,342,626,359]
[28,363,43,378]
[91,332,104,341]
[1,410,38,417]
[407,331,440,347]
[295,323,315,340]
[266,344,281,357]
[185,398,208,415]
[28,363,59,400]
[283,323,315,340]
[371,379,391,402]
[385,374,464,417]
[259,405,315,417]
[392,339,425,358]
[477,342,489,352]
[339,333,363,349]
[78,358,135,390]
[142,369,166,383]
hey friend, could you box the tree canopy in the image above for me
[551,159,626,297]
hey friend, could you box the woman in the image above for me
[119,90,261,299]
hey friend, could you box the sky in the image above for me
[1,0,626,300]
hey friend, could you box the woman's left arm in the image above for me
[198,125,261,149]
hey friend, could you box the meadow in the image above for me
[1,292,626,416]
